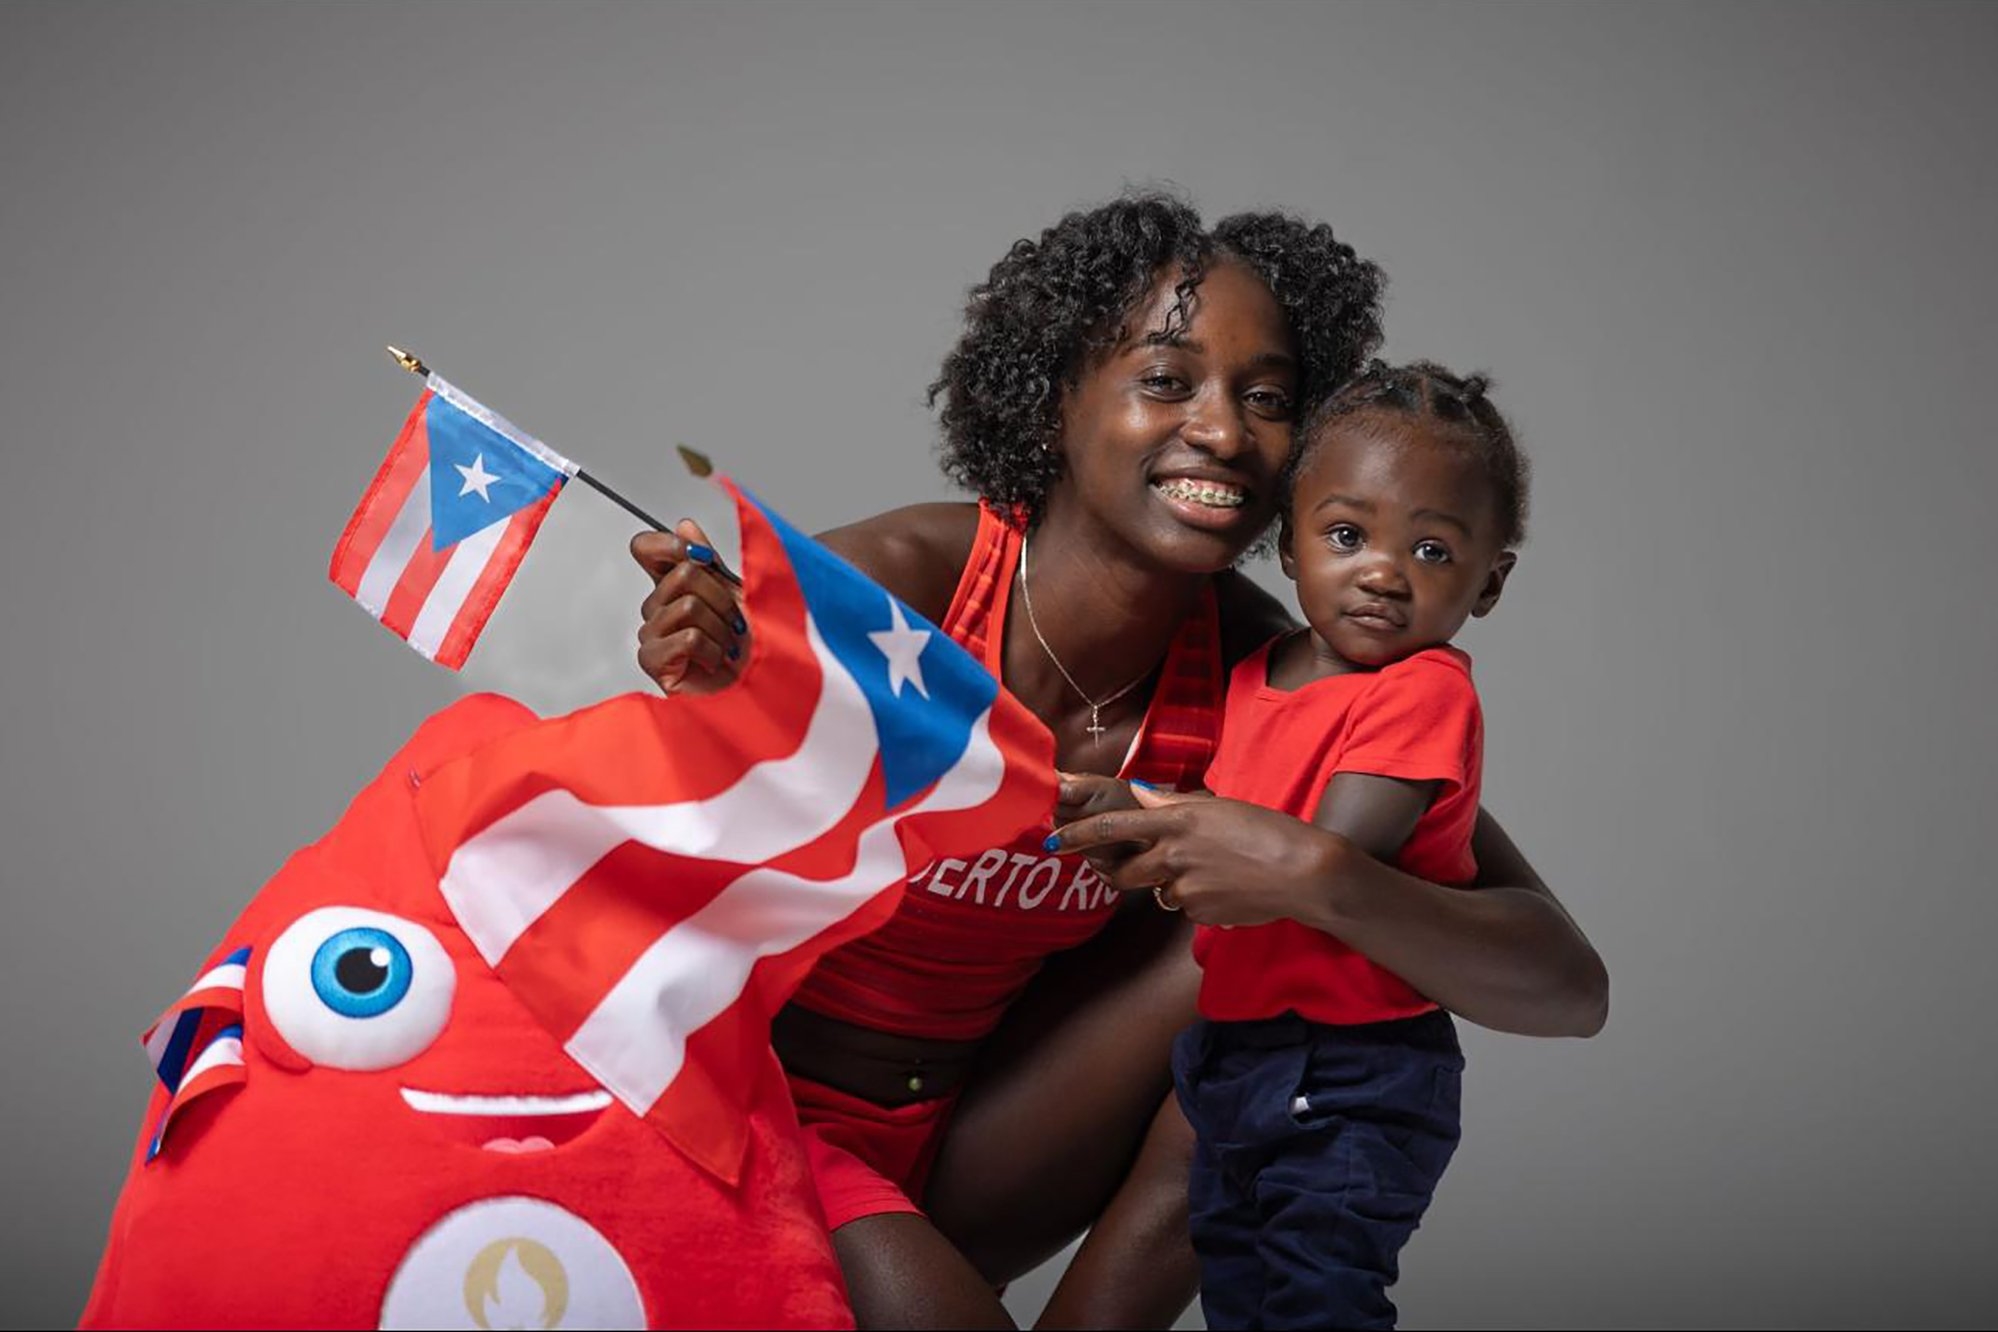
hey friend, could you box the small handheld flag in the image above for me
[330,372,579,669]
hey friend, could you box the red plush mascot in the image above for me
[80,694,854,1330]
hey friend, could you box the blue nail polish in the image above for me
[732,612,747,634]
[687,543,716,565]
[1131,779,1162,791]
[1042,834,1060,852]
[726,644,741,661]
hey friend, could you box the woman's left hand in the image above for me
[1050,786,1347,928]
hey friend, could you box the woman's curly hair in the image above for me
[928,191,1386,520]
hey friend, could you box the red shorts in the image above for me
[789,1071,958,1232]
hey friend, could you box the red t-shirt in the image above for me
[1194,639,1482,1025]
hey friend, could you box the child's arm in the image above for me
[1310,773,1441,864]
[1305,650,1476,870]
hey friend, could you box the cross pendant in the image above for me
[1086,707,1106,746]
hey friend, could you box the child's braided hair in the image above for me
[1285,359,1531,548]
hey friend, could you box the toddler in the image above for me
[1174,359,1529,1330]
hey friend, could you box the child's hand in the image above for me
[1054,771,1144,826]
[1055,775,1213,882]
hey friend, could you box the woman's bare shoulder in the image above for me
[818,502,982,622]
[1212,568,1299,667]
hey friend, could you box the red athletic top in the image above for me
[1194,640,1482,1026]
[790,502,1225,1041]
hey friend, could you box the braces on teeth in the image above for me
[1154,479,1246,507]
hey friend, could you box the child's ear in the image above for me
[1472,550,1517,617]
[1277,518,1298,582]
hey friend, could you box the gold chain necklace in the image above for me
[1018,530,1154,747]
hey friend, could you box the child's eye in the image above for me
[1326,524,1363,552]
[1413,539,1453,565]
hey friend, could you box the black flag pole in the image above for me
[384,345,742,587]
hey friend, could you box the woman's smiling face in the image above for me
[1050,258,1297,571]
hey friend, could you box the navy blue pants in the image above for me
[1172,1011,1463,1331]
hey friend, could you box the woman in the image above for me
[632,194,1606,1328]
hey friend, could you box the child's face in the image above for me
[1281,417,1516,668]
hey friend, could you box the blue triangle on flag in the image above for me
[424,395,565,550]
[751,493,997,809]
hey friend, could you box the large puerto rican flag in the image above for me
[329,377,578,669]
[412,479,1054,1183]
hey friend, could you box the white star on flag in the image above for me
[867,597,931,698]
[455,453,499,502]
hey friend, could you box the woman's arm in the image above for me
[1053,792,1608,1038]
[1458,807,1608,1034]
[1321,805,1608,1037]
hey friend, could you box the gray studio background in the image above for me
[3,2,1993,1327]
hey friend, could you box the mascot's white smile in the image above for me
[399,1088,614,1152]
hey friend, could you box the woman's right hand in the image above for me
[631,518,749,695]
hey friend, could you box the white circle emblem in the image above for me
[379,1197,646,1330]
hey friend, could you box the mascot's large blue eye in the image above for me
[264,907,455,1070]
[310,927,413,1018]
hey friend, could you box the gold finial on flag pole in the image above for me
[384,345,430,377]
[670,445,740,585]
[676,444,715,478]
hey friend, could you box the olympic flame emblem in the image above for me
[463,1237,569,1330]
